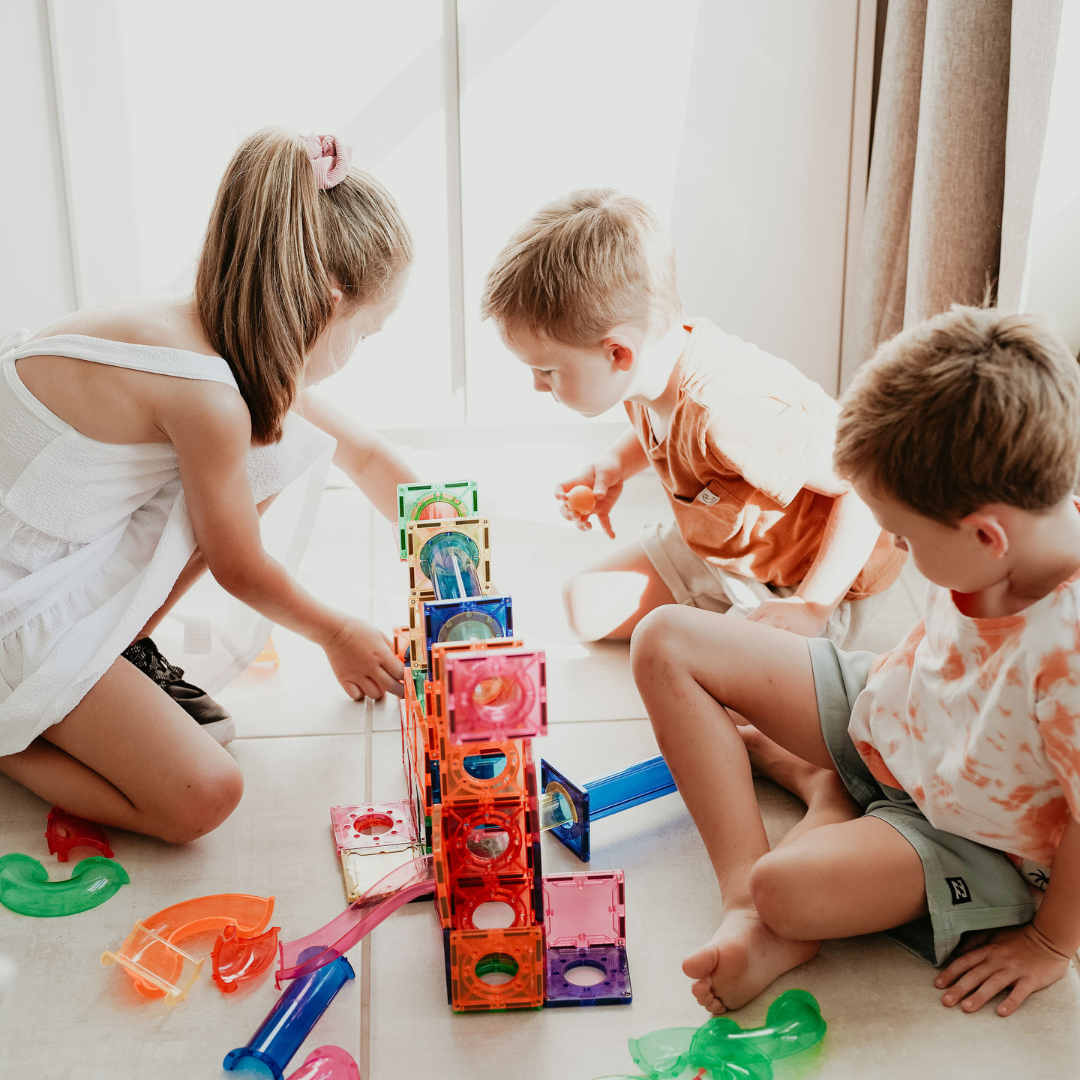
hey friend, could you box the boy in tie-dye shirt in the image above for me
[633,306,1080,1018]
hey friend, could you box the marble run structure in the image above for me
[388,480,631,1013]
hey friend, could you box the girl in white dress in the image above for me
[0,129,416,843]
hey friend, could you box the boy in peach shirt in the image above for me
[481,189,902,647]
[633,306,1080,1017]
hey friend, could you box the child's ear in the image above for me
[601,334,636,371]
[960,510,1009,559]
[330,286,344,306]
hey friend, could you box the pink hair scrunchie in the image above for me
[303,134,353,190]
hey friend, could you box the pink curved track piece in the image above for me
[277,856,434,988]
[285,1045,360,1080]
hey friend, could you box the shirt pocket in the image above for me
[670,479,746,554]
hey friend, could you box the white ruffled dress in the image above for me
[0,330,335,757]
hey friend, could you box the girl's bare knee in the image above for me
[154,757,244,845]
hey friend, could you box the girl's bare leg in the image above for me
[0,658,243,843]
[631,606,926,1013]
[563,538,675,641]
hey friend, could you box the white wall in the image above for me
[458,0,865,425]
[670,1,862,395]
[1023,0,1080,352]
[48,0,460,430]
[3,0,868,429]
[0,1,76,334]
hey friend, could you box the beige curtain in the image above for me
[841,0,1063,387]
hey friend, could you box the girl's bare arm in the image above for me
[297,389,417,521]
[166,384,402,698]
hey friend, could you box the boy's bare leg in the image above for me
[631,607,926,1013]
[564,538,675,641]
[737,724,862,848]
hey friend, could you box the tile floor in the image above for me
[2,438,1079,1080]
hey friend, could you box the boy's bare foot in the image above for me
[682,907,820,1014]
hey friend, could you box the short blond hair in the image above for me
[480,189,680,345]
[835,306,1080,523]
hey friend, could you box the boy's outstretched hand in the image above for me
[322,616,405,701]
[556,457,624,539]
[934,922,1073,1017]
[745,596,831,637]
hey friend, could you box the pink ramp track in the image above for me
[277,856,434,988]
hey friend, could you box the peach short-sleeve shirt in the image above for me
[625,319,902,600]
[849,569,1080,868]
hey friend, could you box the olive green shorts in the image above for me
[808,637,1040,966]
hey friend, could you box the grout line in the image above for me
[359,506,377,1080]
[231,730,366,742]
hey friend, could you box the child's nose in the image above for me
[532,373,551,393]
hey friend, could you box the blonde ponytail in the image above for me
[195,128,412,444]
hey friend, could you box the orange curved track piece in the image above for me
[211,923,282,993]
[121,893,276,999]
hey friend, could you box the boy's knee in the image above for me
[748,851,815,939]
[155,756,244,845]
[629,605,694,682]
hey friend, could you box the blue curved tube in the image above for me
[223,954,354,1079]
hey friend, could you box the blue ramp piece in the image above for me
[540,755,676,862]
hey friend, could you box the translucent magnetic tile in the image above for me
[445,648,547,742]
[341,844,425,904]
[330,801,418,853]
[543,870,625,948]
[545,944,632,1007]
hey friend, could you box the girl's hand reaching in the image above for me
[323,617,405,700]
[556,456,624,539]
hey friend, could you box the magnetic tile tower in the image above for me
[391,481,631,1014]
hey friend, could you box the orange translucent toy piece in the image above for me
[447,925,545,1012]
[106,893,275,1000]
[566,485,596,515]
[211,923,282,993]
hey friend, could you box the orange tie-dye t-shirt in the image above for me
[848,572,1080,867]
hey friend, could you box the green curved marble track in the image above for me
[0,853,130,917]
[618,989,827,1080]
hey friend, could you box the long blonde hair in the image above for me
[195,128,412,444]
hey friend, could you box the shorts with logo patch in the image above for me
[808,636,1041,967]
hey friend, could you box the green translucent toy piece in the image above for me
[0,853,130,917]
[687,1041,773,1080]
[689,990,826,1073]
[628,1027,698,1079]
